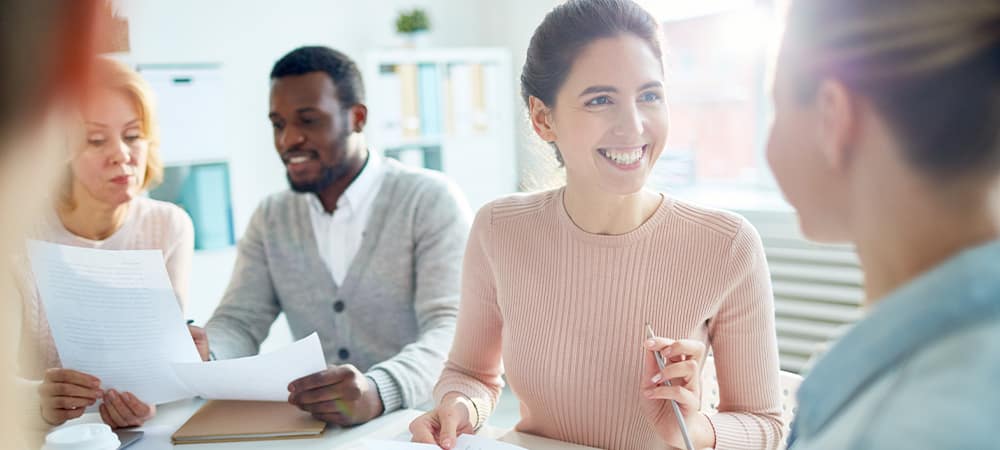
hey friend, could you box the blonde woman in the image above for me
[21,57,197,430]
[767,0,1000,448]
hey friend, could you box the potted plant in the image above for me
[395,8,430,48]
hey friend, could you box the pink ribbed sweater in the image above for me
[434,188,784,450]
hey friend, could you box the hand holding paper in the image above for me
[28,241,328,404]
[171,333,327,401]
[287,363,385,426]
[28,241,201,404]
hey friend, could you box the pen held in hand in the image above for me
[645,323,695,450]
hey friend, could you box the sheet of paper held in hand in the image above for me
[27,241,327,404]
[171,331,327,401]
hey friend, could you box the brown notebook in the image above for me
[171,400,327,445]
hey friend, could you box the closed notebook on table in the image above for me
[171,400,326,444]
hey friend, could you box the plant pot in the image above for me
[398,31,430,49]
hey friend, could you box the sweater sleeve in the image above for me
[15,377,48,436]
[3,269,50,444]
[366,177,470,413]
[431,204,505,430]
[205,200,282,359]
[706,219,786,449]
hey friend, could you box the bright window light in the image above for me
[636,0,758,22]
[635,0,789,209]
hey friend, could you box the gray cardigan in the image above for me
[206,158,470,413]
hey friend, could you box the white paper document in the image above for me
[171,332,327,401]
[27,241,327,404]
[362,435,527,450]
[28,240,201,404]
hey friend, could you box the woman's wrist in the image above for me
[692,411,717,449]
[441,391,477,430]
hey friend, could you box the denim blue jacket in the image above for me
[788,239,1000,449]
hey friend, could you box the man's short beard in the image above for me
[287,125,354,194]
[288,161,350,194]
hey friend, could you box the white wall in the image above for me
[120,0,501,238]
[475,1,565,190]
[117,0,558,347]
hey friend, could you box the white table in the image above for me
[59,399,600,450]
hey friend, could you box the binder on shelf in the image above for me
[448,63,474,136]
[397,64,421,138]
[469,63,488,132]
[418,63,442,135]
[375,64,403,141]
[149,162,235,250]
[483,63,503,132]
[185,163,233,249]
[442,69,455,134]
[364,48,516,211]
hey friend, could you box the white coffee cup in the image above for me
[43,423,121,450]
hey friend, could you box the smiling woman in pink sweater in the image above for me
[410,1,784,449]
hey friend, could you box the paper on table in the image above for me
[27,240,201,404]
[362,435,527,450]
[171,332,328,401]
[360,440,438,450]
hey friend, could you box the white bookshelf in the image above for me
[365,48,518,211]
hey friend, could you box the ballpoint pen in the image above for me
[646,323,695,450]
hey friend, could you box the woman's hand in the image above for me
[188,324,210,361]
[409,392,477,449]
[38,368,103,426]
[640,337,716,449]
[98,389,156,429]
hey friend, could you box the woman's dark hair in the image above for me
[786,0,1000,180]
[520,0,663,167]
[521,0,663,109]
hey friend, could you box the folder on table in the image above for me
[171,400,326,444]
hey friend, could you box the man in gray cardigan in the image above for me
[203,46,470,426]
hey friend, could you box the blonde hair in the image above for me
[62,57,163,206]
[784,0,1000,179]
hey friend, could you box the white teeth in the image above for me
[289,156,309,164]
[602,147,644,165]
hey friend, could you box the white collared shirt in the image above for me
[306,153,386,285]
